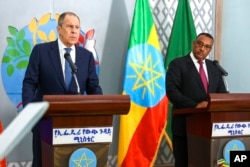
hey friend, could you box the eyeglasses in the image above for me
[195,40,212,50]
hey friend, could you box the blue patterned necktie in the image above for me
[64,48,72,90]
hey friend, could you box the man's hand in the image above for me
[196,101,208,108]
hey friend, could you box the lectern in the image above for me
[173,93,250,167]
[41,95,130,167]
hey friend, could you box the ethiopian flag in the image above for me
[118,0,168,166]
[164,0,197,149]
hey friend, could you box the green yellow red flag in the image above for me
[117,0,168,166]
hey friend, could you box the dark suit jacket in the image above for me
[22,40,102,107]
[166,54,227,136]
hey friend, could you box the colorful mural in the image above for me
[1,13,100,111]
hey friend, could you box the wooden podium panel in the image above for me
[41,95,130,167]
[173,93,250,167]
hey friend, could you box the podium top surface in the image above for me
[173,93,250,116]
[43,94,131,117]
[208,93,250,111]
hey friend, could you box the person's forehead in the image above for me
[197,35,212,41]
[63,15,80,24]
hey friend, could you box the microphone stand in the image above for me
[72,73,81,95]
[64,53,80,95]
[222,75,230,93]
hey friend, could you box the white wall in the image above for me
[221,0,250,93]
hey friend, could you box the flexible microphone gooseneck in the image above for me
[64,53,80,94]
[213,60,229,92]
[64,53,78,73]
[213,60,228,76]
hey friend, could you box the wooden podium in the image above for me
[41,95,130,167]
[173,93,250,167]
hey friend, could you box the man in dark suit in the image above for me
[22,12,102,167]
[166,32,227,167]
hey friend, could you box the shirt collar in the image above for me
[57,38,75,53]
[190,52,205,64]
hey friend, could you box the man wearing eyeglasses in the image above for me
[22,12,103,167]
[166,32,227,167]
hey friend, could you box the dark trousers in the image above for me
[32,123,42,167]
[173,135,188,167]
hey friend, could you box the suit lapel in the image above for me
[48,40,66,88]
[75,47,84,68]
[186,55,206,92]
[206,60,214,92]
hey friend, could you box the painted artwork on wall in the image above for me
[1,13,100,111]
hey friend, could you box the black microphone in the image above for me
[213,60,228,76]
[64,53,80,94]
[64,53,78,73]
